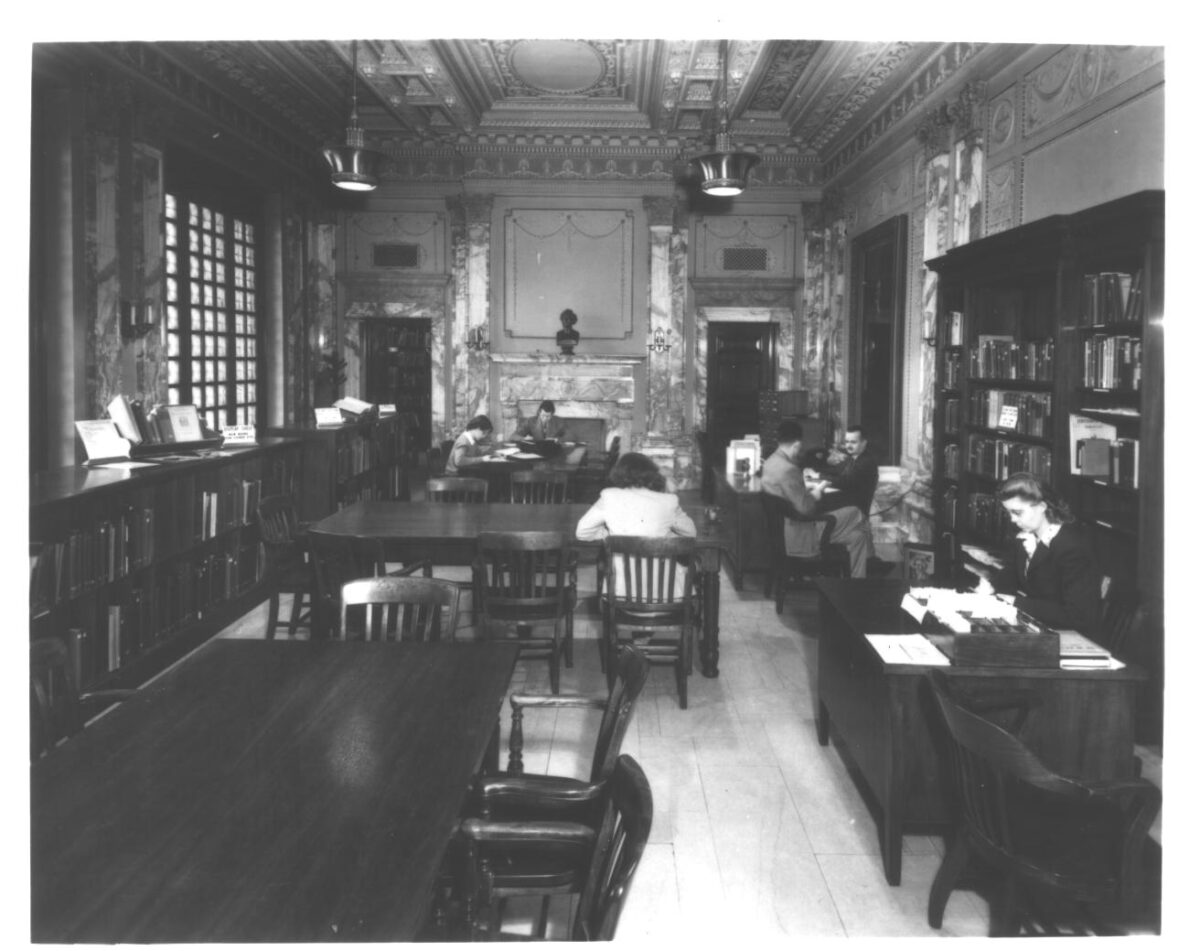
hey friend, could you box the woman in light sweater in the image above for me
[575,452,696,596]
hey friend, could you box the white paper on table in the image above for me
[511,452,542,460]
[864,634,950,666]
[493,446,521,457]
[93,460,159,469]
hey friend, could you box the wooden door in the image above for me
[706,322,777,465]
[849,216,907,463]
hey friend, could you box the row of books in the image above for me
[32,476,264,609]
[965,492,1006,540]
[943,397,961,434]
[968,337,1055,382]
[940,486,958,529]
[942,351,963,389]
[966,435,1052,482]
[88,546,259,681]
[1082,334,1142,391]
[1081,270,1143,325]
[943,443,961,479]
[968,390,1052,437]
[1076,436,1140,488]
[941,311,964,347]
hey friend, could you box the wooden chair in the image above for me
[255,494,312,639]
[760,492,850,614]
[572,437,620,505]
[510,469,570,504]
[427,476,489,503]
[475,644,650,818]
[925,669,1161,936]
[458,754,653,941]
[339,575,461,642]
[599,535,697,709]
[30,631,134,759]
[473,531,576,694]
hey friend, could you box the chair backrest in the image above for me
[308,534,381,637]
[1098,573,1145,658]
[30,634,84,759]
[572,755,654,941]
[426,476,489,503]
[256,494,301,547]
[509,469,570,504]
[604,437,621,476]
[759,491,836,559]
[588,645,650,783]
[473,531,573,621]
[926,670,1080,862]
[602,535,696,617]
[339,575,461,642]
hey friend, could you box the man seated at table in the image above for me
[445,414,494,474]
[760,419,870,578]
[818,424,879,519]
[511,400,568,443]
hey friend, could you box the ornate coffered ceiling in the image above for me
[61,39,1002,187]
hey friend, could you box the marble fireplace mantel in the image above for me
[488,352,646,453]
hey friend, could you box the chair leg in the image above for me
[774,572,786,614]
[564,594,575,668]
[677,657,688,709]
[928,831,970,928]
[265,591,280,639]
[535,895,552,938]
[286,589,305,637]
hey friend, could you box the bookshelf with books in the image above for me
[928,190,1163,740]
[363,318,432,456]
[30,439,304,693]
[266,411,409,522]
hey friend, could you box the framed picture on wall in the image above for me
[903,543,937,585]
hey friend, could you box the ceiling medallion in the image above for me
[508,40,607,95]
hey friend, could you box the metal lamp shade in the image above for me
[322,144,380,192]
[694,149,759,197]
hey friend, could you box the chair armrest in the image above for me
[385,559,433,578]
[511,692,606,712]
[459,817,596,847]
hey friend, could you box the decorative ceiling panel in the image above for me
[79,38,999,183]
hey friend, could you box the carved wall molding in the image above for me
[643,196,676,227]
[1023,45,1164,139]
[689,278,798,309]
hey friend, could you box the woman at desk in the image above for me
[444,415,494,474]
[973,472,1103,636]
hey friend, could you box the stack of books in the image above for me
[1058,630,1124,670]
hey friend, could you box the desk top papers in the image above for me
[865,634,950,666]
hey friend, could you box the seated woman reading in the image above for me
[973,472,1103,636]
[444,414,494,474]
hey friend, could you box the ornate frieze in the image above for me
[1024,45,1163,137]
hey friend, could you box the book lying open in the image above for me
[75,420,158,468]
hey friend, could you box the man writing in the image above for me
[512,399,567,442]
[761,420,871,578]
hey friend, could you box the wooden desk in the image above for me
[31,638,519,942]
[814,578,1146,887]
[310,501,730,677]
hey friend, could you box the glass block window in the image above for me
[163,191,259,430]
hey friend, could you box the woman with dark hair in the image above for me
[974,472,1103,635]
[444,414,493,474]
[575,452,695,541]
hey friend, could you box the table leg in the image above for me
[817,699,830,746]
[882,812,903,886]
[699,567,720,678]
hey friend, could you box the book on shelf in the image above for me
[334,396,376,418]
[106,394,143,445]
[1076,437,1111,479]
[1067,414,1117,474]
[75,420,158,468]
[155,404,203,443]
[1110,437,1139,488]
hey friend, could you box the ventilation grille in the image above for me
[721,247,769,271]
[373,243,421,268]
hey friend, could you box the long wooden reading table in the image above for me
[309,500,732,677]
[31,638,518,942]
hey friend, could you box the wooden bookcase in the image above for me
[266,413,409,522]
[29,439,304,692]
[928,190,1163,740]
[362,318,432,455]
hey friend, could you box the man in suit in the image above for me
[512,399,568,442]
[760,420,870,578]
[821,425,879,519]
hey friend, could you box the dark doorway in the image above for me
[849,216,907,463]
[705,321,777,465]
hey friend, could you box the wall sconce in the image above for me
[648,328,672,354]
[121,300,157,341]
[465,325,489,352]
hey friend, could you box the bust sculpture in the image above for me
[556,308,580,355]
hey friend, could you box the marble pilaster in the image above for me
[646,223,681,435]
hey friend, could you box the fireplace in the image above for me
[488,353,645,454]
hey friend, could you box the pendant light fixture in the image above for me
[322,39,381,192]
[692,40,759,197]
